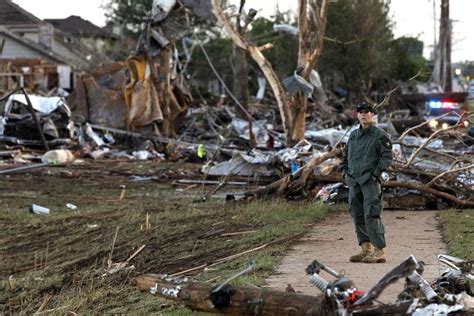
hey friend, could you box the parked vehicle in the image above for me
[424,99,469,130]
[467,80,474,100]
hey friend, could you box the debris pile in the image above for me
[0,1,472,210]
[133,254,474,315]
[1,84,472,209]
[243,110,473,208]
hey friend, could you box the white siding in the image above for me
[52,39,88,68]
[22,32,39,43]
[0,34,52,60]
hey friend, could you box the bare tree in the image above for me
[211,0,329,146]
[292,0,330,142]
[230,1,257,148]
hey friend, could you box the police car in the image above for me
[425,99,469,130]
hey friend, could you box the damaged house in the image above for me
[0,26,70,94]
[45,15,121,57]
[0,0,111,93]
[66,0,212,133]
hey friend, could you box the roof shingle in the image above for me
[46,16,118,39]
[0,0,42,25]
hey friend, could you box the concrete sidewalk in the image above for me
[265,210,447,303]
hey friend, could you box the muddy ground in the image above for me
[0,159,471,314]
[0,160,329,314]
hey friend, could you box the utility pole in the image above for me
[432,0,437,62]
[438,0,452,92]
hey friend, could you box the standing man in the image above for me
[339,103,393,263]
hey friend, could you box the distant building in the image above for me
[0,0,112,93]
[46,15,119,56]
[0,0,110,69]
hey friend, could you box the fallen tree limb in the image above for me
[390,162,438,179]
[383,181,474,207]
[403,113,472,168]
[404,124,460,167]
[427,164,474,186]
[398,111,455,141]
[244,148,341,199]
[132,274,337,315]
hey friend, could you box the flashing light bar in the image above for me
[428,100,457,109]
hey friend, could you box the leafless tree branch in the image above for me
[211,0,293,143]
[398,111,456,141]
[427,164,474,186]
[404,123,463,168]
[374,69,424,111]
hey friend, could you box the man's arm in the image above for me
[339,143,349,177]
[373,133,393,178]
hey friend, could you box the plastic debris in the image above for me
[30,204,50,215]
[41,149,76,164]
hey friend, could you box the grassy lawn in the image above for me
[1,159,472,314]
[438,208,474,259]
[0,161,332,314]
[438,208,474,291]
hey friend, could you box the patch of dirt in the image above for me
[265,210,447,303]
[0,161,323,314]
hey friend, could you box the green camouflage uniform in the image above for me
[339,124,393,249]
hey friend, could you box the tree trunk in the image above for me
[211,0,293,146]
[291,94,307,143]
[291,0,329,143]
[132,274,338,315]
[232,44,256,148]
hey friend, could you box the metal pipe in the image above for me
[20,88,49,151]
[0,162,48,175]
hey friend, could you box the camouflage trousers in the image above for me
[348,177,386,249]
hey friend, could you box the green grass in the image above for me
[438,208,474,259]
[438,208,474,292]
[0,162,332,314]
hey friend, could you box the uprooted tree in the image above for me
[211,0,330,146]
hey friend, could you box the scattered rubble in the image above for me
[2,0,470,211]
[1,2,472,316]
[1,87,472,209]
[133,254,473,315]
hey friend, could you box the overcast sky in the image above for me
[12,0,474,62]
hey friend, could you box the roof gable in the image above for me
[46,15,117,39]
[0,0,43,25]
[0,26,68,64]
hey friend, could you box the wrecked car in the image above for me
[0,94,74,146]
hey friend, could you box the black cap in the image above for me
[356,103,374,113]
